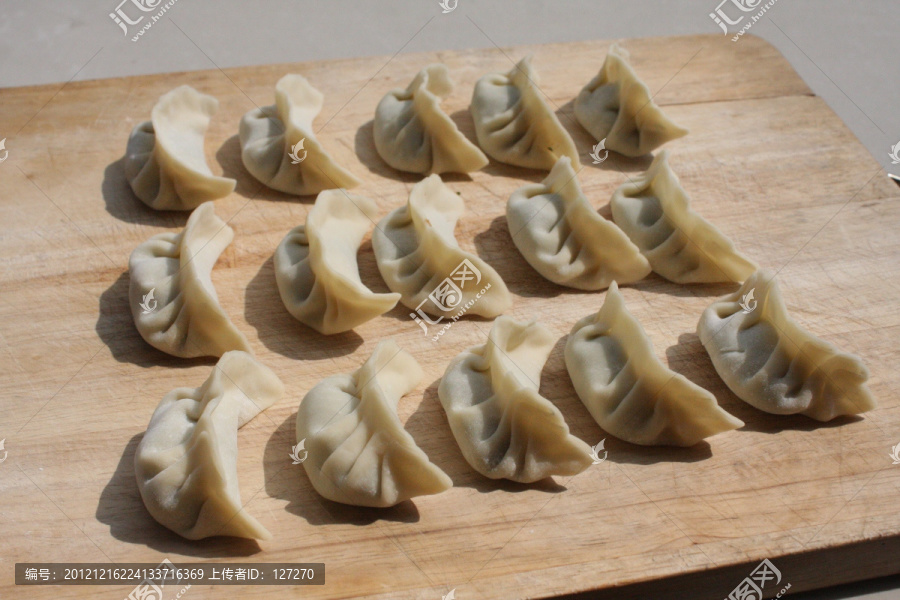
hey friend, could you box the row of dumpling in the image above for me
[294,272,877,512]
[133,267,877,542]
[123,44,684,212]
[124,143,752,358]
[127,176,510,357]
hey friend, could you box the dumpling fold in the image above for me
[373,174,512,318]
[507,155,650,290]
[296,340,452,507]
[697,270,876,421]
[125,85,236,211]
[129,201,251,358]
[574,44,687,157]
[135,351,284,540]
[274,190,400,334]
[610,151,757,284]
[374,63,488,174]
[470,55,580,170]
[566,282,743,446]
[240,74,360,195]
[439,316,593,482]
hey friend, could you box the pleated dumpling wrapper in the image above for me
[610,151,757,284]
[574,44,687,157]
[439,316,594,482]
[373,174,512,318]
[566,281,743,446]
[470,55,581,170]
[296,340,452,507]
[129,201,251,358]
[374,63,488,175]
[507,155,650,290]
[135,351,283,540]
[697,270,876,421]
[274,190,400,334]
[239,74,360,195]
[125,85,236,210]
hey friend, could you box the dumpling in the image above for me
[129,201,251,358]
[470,55,581,170]
[610,151,757,283]
[296,339,452,507]
[507,155,650,290]
[374,64,488,175]
[574,44,687,157]
[566,282,743,446]
[372,174,512,318]
[125,85,236,211]
[274,189,400,334]
[439,316,593,482]
[697,270,876,421]
[135,351,284,540]
[239,74,360,195]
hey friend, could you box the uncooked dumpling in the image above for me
[135,351,283,540]
[507,155,650,290]
[470,55,580,170]
[239,74,360,195]
[698,270,876,421]
[372,174,512,318]
[125,85,236,210]
[374,64,488,174]
[610,151,757,283]
[439,316,593,482]
[274,190,400,334]
[296,340,452,507]
[129,201,251,358]
[574,44,687,157]
[566,282,743,446]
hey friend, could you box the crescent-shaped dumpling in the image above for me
[239,74,360,195]
[698,270,876,421]
[470,55,580,170]
[129,201,251,358]
[439,316,593,482]
[374,63,488,174]
[566,281,743,446]
[610,151,757,284]
[574,44,687,157]
[507,155,650,290]
[296,339,452,507]
[372,174,512,318]
[274,189,400,334]
[125,85,236,211]
[135,351,284,540]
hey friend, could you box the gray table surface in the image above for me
[1,1,898,598]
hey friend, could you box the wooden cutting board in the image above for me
[2,33,899,600]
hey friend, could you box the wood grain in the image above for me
[1,33,898,600]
